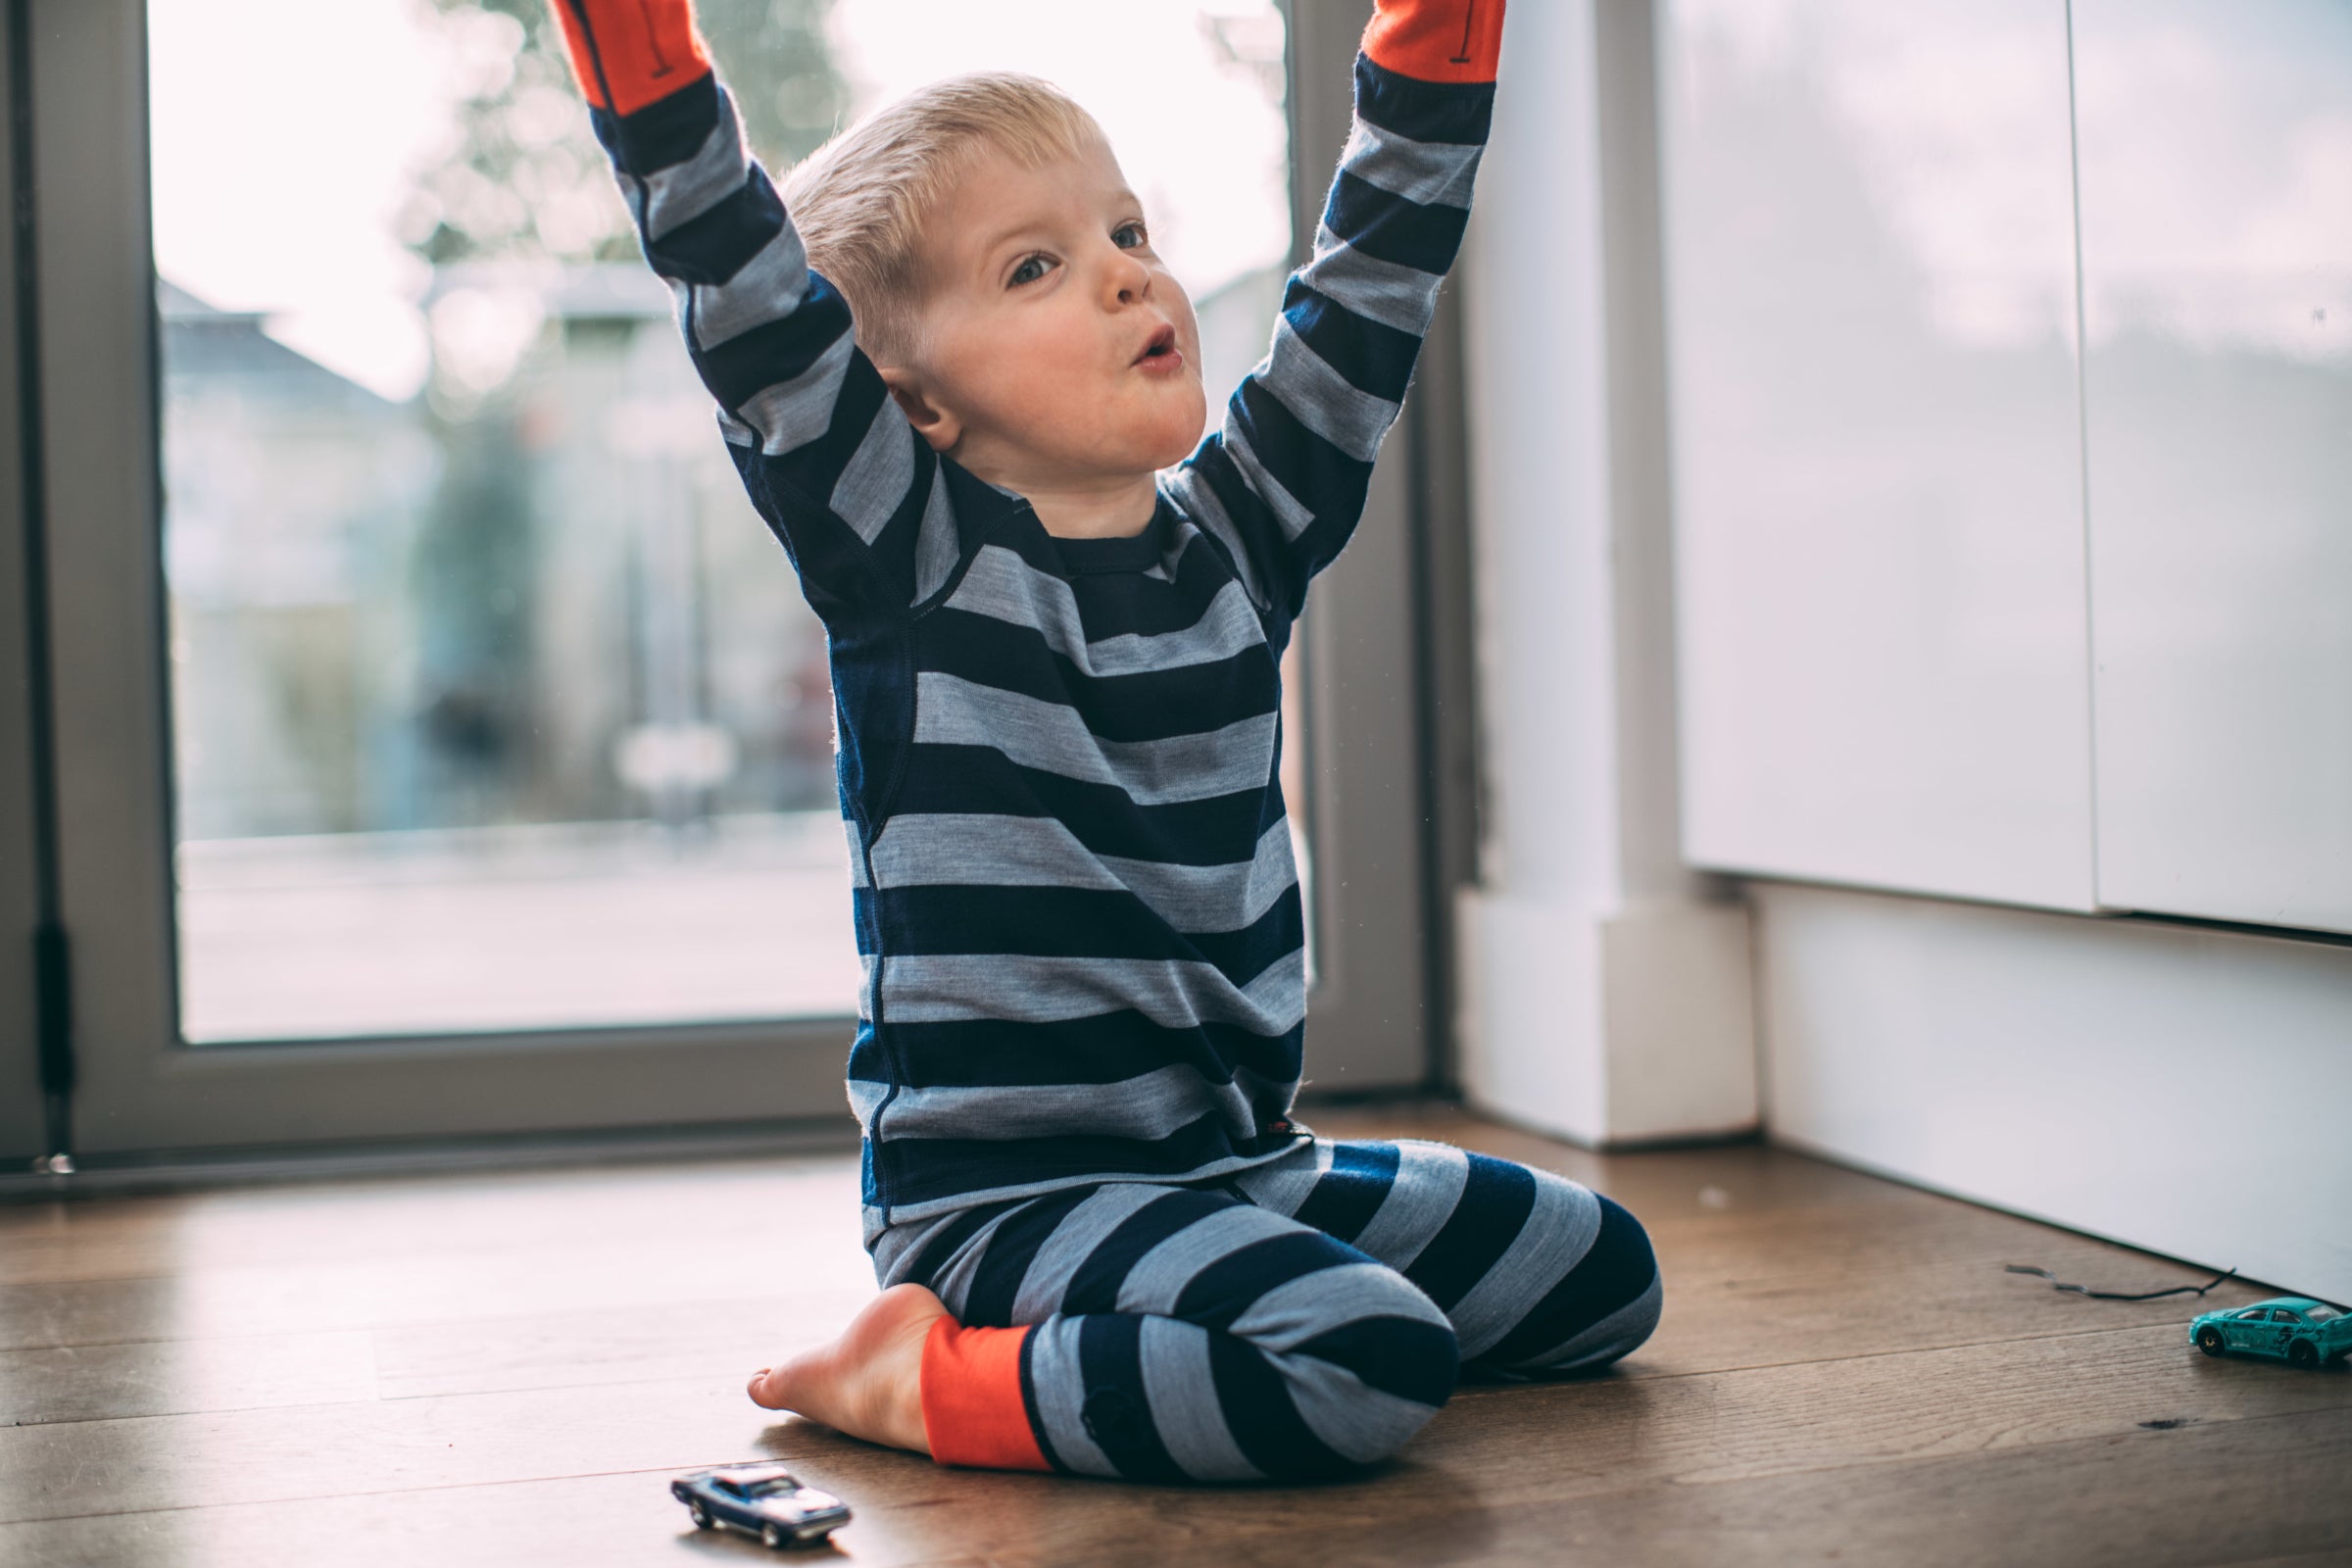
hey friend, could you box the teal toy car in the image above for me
[2190,1298,2350,1369]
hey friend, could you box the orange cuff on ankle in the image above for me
[919,1318,1050,1472]
[1362,0,1505,84]
[551,0,712,116]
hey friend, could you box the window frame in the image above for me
[16,0,1450,1160]
[1277,0,1455,1097]
[1,1,48,1162]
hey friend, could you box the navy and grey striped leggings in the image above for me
[872,1138,1663,1482]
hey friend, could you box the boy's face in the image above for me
[882,132,1207,498]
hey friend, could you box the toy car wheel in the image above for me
[2195,1326,2226,1356]
[2287,1340,2320,1370]
[761,1523,785,1549]
[688,1501,713,1530]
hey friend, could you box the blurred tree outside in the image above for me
[393,0,850,829]
[405,0,851,269]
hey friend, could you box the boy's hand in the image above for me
[1362,0,1503,83]
[548,0,711,114]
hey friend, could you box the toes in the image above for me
[747,1369,781,1408]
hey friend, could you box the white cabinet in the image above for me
[1661,0,2098,911]
[1665,3,2352,1298]
[1757,882,2352,1305]
[2075,0,2352,935]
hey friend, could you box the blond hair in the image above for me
[780,72,1103,365]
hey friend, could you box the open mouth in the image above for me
[1134,324,1179,366]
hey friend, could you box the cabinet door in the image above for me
[2076,0,2352,935]
[1661,0,2097,910]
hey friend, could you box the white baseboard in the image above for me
[1455,890,1758,1146]
[1755,883,2352,1303]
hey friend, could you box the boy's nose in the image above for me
[1102,249,1152,305]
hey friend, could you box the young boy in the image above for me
[552,0,1660,1482]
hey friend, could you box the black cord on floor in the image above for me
[2003,1263,2239,1302]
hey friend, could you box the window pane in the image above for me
[150,0,1292,1043]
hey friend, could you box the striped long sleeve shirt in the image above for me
[556,0,1498,1228]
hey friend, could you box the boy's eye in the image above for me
[1113,222,1146,249]
[1009,254,1054,287]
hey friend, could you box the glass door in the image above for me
[24,0,1435,1161]
[149,0,869,1043]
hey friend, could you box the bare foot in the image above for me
[748,1283,947,1454]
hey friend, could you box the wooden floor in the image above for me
[4,1104,2347,1567]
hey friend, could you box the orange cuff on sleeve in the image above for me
[1362,0,1504,84]
[550,0,712,115]
[919,1318,1050,1472]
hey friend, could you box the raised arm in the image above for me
[551,0,964,613]
[1164,0,1502,623]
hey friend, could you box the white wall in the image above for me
[1453,0,1754,1147]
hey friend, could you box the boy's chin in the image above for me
[1147,402,1211,467]
[1091,417,1207,476]
[1046,398,1207,476]
[1147,427,1206,469]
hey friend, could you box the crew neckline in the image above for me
[1043,495,1174,575]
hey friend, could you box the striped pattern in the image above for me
[872,1138,1664,1482]
[569,0,1493,1222]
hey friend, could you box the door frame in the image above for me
[18,0,1455,1160]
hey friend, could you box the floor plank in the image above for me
[0,1331,377,1426]
[0,1166,873,1355]
[1,1107,2343,1567]
[0,1155,864,1287]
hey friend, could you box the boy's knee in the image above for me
[1550,1193,1662,1369]
[1475,1191,1662,1376]
[1240,1264,1459,1475]
[1586,1195,1663,1353]
[1274,1308,1459,1475]
[1295,1301,1461,1410]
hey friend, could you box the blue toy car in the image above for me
[2190,1297,2350,1369]
[670,1462,850,1548]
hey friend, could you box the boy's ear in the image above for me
[877,366,962,455]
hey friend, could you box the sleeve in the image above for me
[1161,0,1503,623]
[550,0,969,615]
